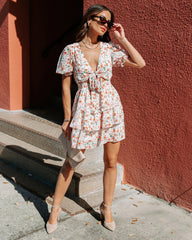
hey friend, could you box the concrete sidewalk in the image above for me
[0,174,192,240]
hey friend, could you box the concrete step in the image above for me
[0,160,129,216]
[0,109,70,157]
[0,132,123,197]
[0,109,123,202]
[0,109,103,163]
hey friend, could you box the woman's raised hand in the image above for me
[111,23,126,41]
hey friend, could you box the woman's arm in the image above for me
[111,23,146,68]
[62,75,72,140]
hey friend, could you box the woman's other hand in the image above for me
[62,121,72,141]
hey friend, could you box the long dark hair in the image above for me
[76,4,114,43]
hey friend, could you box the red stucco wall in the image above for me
[84,1,192,211]
[0,0,10,109]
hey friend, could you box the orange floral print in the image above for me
[56,41,128,149]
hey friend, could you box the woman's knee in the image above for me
[104,157,117,169]
[103,142,120,168]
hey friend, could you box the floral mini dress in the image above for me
[56,41,128,149]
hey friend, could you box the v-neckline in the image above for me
[77,41,102,73]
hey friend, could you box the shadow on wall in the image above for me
[0,0,8,27]
[29,0,83,109]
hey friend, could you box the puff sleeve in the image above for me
[110,41,129,67]
[56,45,73,76]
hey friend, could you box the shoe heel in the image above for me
[100,212,104,221]
[46,222,58,234]
[99,202,116,231]
[46,205,61,234]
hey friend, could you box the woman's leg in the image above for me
[48,149,85,224]
[102,141,120,222]
[48,158,74,224]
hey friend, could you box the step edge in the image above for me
[0,117,60,142]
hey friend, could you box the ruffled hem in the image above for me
[69,81,124,131]
[69,104,124,131]
[70,121,125,149]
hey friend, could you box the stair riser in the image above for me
[0,161,53,199]
[79,164,123,196]
[0,143,123,197]
[0,144,58,186]
[0,144,107,196]
[78,174,103,196]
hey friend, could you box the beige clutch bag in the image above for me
[59,132,86,170]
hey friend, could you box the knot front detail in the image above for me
[89,72,102,92]
[79,72,109,93]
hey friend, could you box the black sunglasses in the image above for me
[91,15,114,29]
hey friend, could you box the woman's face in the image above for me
[88,10,112,36]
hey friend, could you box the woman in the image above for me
[46,4,145,233]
